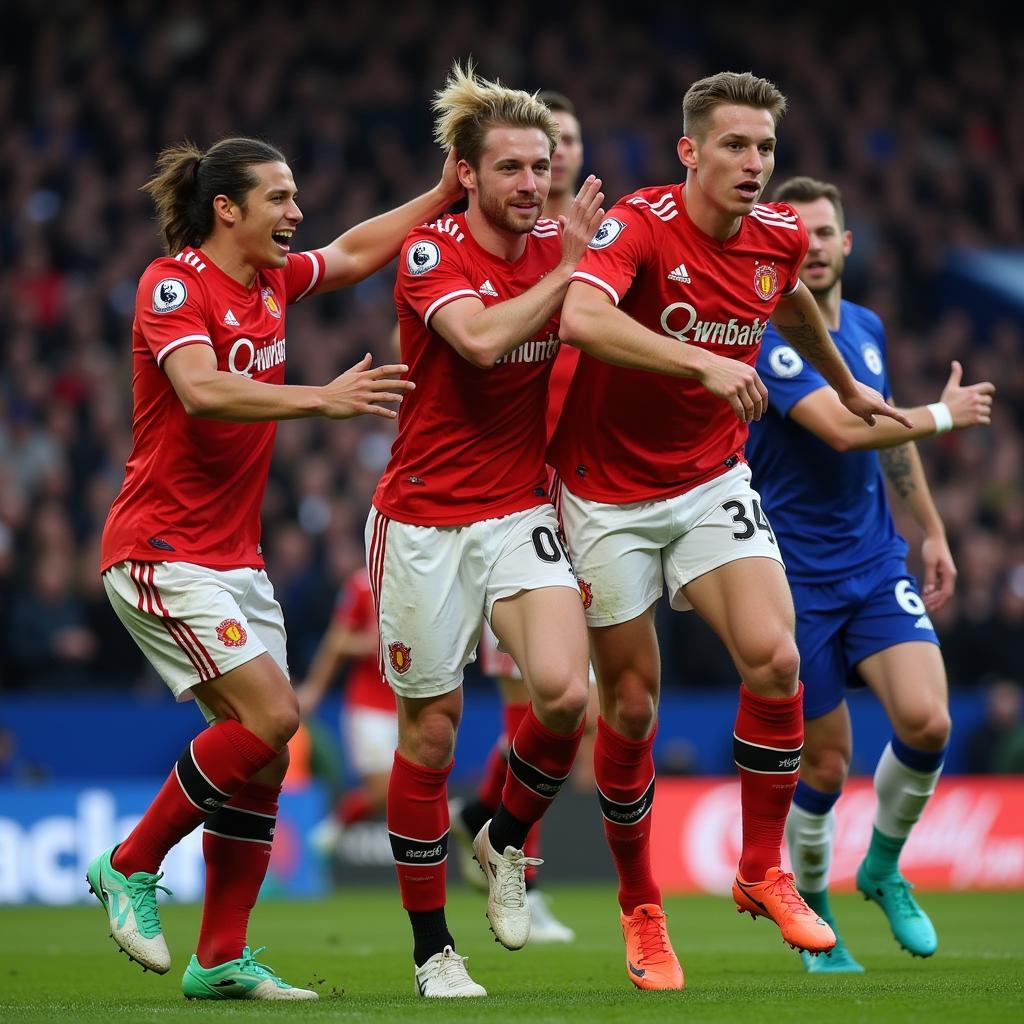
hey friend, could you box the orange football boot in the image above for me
[733,867,837,954]
[619,904,684,990]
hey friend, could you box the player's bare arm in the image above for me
[313,150,465,292]
[295,622,378,716]
[788,359,994,452]
[431,178,604,368]
[164,345,414,421]
[771,282,912,428]
[559,282,768,422]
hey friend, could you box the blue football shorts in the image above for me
[790,557,941,720]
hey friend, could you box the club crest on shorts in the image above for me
[388,640,413,674]
[753,262,779,301]
[261,286,282,318]
[577,577,593,610]
[215,618,248,648]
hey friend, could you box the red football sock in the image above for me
[337,788,376,826]
[387,751,451,912]
[501,705,583,825]
[477,702,529,810]
[594,717,660,914]
[114,719,277,876]
[196,780,279,967]
[733,683,804,882]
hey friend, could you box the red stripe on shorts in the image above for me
[368,511,390,680]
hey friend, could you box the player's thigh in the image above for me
[555,484,666,628]
[345,706,399,778]
[682,556,796,681]
[479,617,523,682]
[365,509,484,699]
[486,505,588,703]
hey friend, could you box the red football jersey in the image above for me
[373,213,564,526]
[332,568,394,712]
[101,247,325,571]
[545,343,581,443]
[548,184,808,502]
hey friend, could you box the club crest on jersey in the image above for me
[215,618,248,648]
[588,217,625,250]
[577,577,593,610]
[152,278,187,313]
[407,240,441,275]
[753,263,779,301]
[261,287,282,318]
[861,342,883,376]
[388,641,413,674]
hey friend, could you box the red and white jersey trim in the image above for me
[570,270,620,305]
[424,288,480,327]
[156,333,213,365]
[294,250,324,300]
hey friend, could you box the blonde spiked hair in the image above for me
[432,60,560,169]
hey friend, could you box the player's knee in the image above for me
[744,636,800,696]
[803,747,849,792]
[534,677,589,734]
[900,705,952,753]
[407,714,457,769]
[262,701,301,749]
[608,689,657,740]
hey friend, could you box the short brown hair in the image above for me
[682,71,787,140]
[537,90,576,117]
[772,176,845,228]
[433,61,560,169]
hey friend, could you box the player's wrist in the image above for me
[926,401,953,434]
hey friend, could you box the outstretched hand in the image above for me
[558,175,605,267]
[321,353,415,420]
[437,148,465,205]
[940,360,995,428]
[840,381,914,428]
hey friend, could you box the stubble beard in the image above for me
[479,186,540,236]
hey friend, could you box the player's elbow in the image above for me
[558,304,586,347]
[174,380,216,418]
[459,342,498,370]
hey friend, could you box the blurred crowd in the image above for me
[0,1,1021,692]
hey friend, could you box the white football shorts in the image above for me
[344,705,399,777]
[555,462,784,627]
[103,560,287,715]
[365,503,579,698]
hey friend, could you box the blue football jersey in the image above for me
[746,300,907,582]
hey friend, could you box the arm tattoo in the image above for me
[880,444,916,500]
[774,313,831,362]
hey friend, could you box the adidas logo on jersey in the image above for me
[479,279,498,297]
[667,263,691,284]
[223,309,240,326]
[914,614,934,630]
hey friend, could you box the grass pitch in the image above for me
[1,885,1021,1023]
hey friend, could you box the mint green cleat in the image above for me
[856,862,937,957]
[182,946,319,1000]
[86,845,171,974]
[801,937,865,973]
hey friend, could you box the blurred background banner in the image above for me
[650,777,1024,895]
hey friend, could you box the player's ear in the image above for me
[456,158,476,192]
[212,194,239,227]
[677,136,698,172]
[842,229,853,257]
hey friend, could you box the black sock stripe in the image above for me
[203,805,275,844]
[508,744,570,801]
[175,743,230,812]
[389,829,449,866]
[733,734,803,774]
[596,776,655,826]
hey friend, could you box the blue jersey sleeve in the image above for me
[756,325,829,417]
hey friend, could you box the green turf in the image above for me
[1,885,1021,1023]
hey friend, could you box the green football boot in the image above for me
[856,862,937,957]
[182,946,319,1000]
[86,845,171,973]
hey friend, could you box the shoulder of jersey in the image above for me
[531,217,561,239]
[417,215,467,243]
[750,202,802,233]
[842,298,885,334]
[619,184,680,223]
[139,251,207,313]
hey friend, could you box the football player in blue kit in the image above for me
[746,176,994,972]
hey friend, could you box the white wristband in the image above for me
[927,402,953,434]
